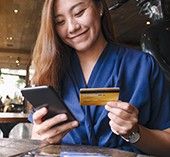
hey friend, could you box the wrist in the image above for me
[121,124,141,144]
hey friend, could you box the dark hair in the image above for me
[31,0,115,89]
[94,0,115,42]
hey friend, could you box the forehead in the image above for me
[54,0,92,13]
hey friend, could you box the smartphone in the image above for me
[21,85,76,122]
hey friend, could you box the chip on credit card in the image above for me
[80,87,120,106]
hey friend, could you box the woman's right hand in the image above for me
[31,107,79,144]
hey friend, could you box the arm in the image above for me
[105,101,170,156]
[136,125,170,156]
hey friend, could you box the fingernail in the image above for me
[72,121,78,127]
[60,114,67,120]
[41,107,48,113]
[107,101,113,105]
[105,105,109,110]
[107,101,117,107]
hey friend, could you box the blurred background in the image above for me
[0,0,169,113]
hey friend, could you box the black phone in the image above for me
[21,85,76,122]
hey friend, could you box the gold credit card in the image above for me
[80,87,120,106]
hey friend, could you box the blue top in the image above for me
[29,43,170,154]
[60,43,170,154]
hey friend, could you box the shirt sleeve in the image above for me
[146,54,170,129]
[28,111,34,123]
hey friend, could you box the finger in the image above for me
[37,114,68,134]
[108,112,135,132]
[56,120,79,133]
[46,129,69,144]
[109,120,129,135]
[106,101,138,114]
[105,105,133,120]
[41,120,79,142]
[108,112,128,125]
[33,107,48,124]
[31,125,42,140]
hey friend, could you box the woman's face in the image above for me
[54,0,103,52]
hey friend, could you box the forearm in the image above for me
[105,102,170,156]
[134,125,170,156]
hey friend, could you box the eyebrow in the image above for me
[55,2,85,18]
[70,2,85,11]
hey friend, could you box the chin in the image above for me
[72,40,94,52]
[74,46,89,52]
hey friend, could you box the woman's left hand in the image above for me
[105,101,139,138]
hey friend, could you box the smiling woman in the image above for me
[30,0,170,156]
[32,0,114,88]
[54,0,105,53]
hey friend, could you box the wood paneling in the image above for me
[0,0,44,69]
[0,0,150,69]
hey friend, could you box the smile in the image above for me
[69,29,89,39]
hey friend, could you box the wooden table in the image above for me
[0,138,152,157]
[0,112,28,123]
[0,138,40,157]
[0,112,29,137]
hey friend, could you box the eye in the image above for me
[54,19,65,26]
[75,9,86,17]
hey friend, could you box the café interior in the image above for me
[0,0,169,156]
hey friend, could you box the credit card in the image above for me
[80,87,120,106]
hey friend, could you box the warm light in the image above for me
[9,37,13,40]
[146,21,151,25]
[15,60,19,64]
[6,37,13,40]
[16,60,19,64]
[16,57,20,64]
[14,9,19,14]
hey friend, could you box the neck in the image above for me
[76,35,107,65]
[75,34,107,84]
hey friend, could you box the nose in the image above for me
[67,18,80,34]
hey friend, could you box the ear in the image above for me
[97,1,103,16]
[100,8,103,16]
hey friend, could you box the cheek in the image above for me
[84,12,101,33]
[56,27,66,40]
[84,12,98,26]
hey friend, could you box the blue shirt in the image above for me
[60,43,170,154]
[29,43,170,154]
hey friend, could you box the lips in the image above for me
[68,29,89,39]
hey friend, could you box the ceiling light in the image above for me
[16,57,20,64]
[9,37,13,40]
[146,21,151,25]
[14,9,19,14]
[16,60,19,64]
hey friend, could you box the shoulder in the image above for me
[107,42,163,80]
[108,42,156,66]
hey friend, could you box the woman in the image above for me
[31,0,170,156]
